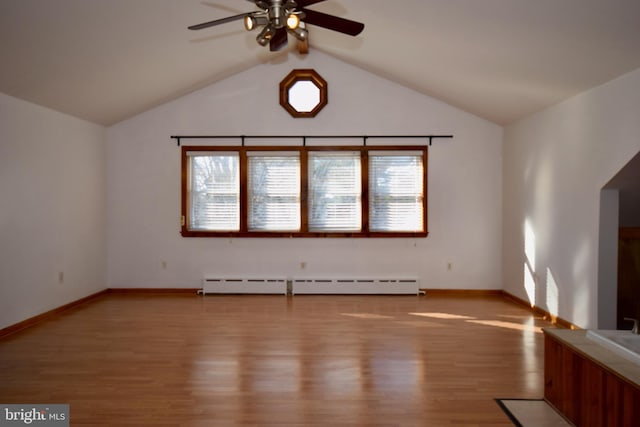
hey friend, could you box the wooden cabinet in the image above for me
[604,370,640,426]
[545,332,640,426]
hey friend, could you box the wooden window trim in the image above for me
[181,145,428,238]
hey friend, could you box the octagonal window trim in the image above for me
[279,69,328,118]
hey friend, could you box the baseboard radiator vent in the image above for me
[199,277,287,295]
[291,278,420,295]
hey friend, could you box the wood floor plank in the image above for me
[0,293,555,426]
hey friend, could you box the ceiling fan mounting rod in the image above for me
[268,0,286,28]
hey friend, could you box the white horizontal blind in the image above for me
[247,152,301,231]
[308,151,362,232]
[369,151,424,232]
[188,152,240,231]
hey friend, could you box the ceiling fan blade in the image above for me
[188,13,247,30]
[301,9,364,36]
[252,0,270,9]
[270,28,289,51]
[296,0,327,7]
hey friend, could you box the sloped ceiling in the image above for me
[1,0,640,126]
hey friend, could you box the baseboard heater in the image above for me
[291,278,420,295]
[200,277,287,295]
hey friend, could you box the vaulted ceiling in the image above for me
[2,0,640,126]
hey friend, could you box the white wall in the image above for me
[0,93,106,329]
[503,67,640,329]
[107,51,503,290]
[597,189,619,329]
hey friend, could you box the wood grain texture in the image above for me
[0,293,553,426]
[544,333,640,427]
[0,290,108,339]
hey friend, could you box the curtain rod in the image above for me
[170,134,453,147]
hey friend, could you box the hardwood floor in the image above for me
[0,293,556,426]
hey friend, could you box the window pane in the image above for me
[369,153,424,232]
[189,153,240,231]
[308,152,362,232]
[248,153,301,231]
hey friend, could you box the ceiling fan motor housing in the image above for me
[266,0,299,29]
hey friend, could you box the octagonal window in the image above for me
[279,69,327,118]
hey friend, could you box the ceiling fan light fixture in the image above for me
[244,14,269,31]
[256,25,276,46]
[290,22,308,41]
[244,15,256,31]
[286,13,300,30]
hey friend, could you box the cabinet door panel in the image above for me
[621,380,640,427]
[544,335,562,406]
[580,357,603,427]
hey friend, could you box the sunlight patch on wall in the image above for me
[525,221,536,267]
[524,263,537,307]
[546,268,559,319]
[523,220,537,306]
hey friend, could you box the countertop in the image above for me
[543,328,640,388]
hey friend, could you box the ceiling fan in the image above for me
[188,0,365,52]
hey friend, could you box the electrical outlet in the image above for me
[300,261,306,270]
[447,262,453,271]
[58,271,64,284]
[161,260,167,269]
